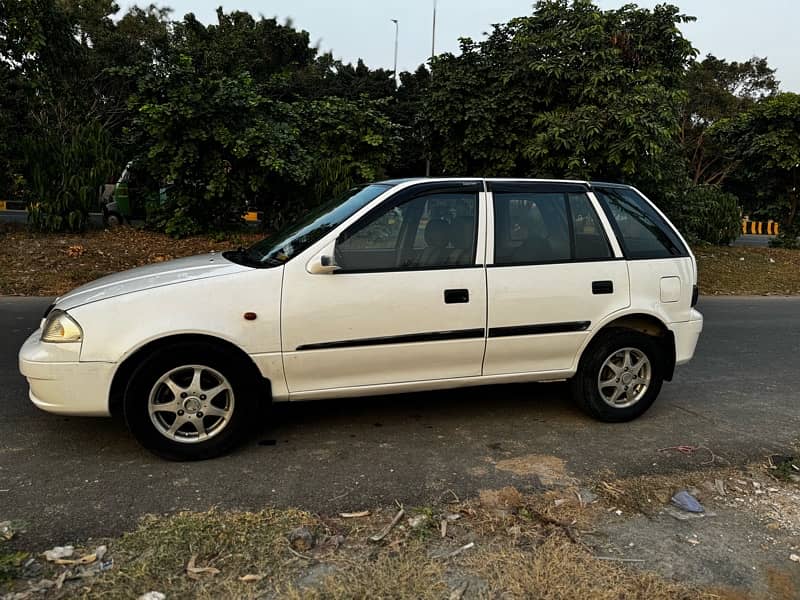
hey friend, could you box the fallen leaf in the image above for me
[239,574,265,582]
[339,511,370,518]
[186,554,221,579]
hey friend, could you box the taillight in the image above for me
[691,284,699,307]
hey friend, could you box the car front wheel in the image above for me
[123,342,257,460]
[570,329,664,422]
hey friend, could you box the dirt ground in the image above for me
[2,458,798,599]
[694,245,800,296]
[1,223,799,297]
[0,224,261,296]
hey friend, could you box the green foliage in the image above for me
[712,93,800,243]
[681,54,779,186]
[679,185,741,245]
[0,0,796,243]
[424,0,695,191]
[25,120,118,232]
[0,551,29,584]
[127,54,310,236]
[126,27,399,236]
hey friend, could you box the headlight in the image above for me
[41,310,83,343]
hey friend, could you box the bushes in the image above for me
[679,185,742,245]
[24,121,118,233]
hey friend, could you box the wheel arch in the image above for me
[581,312,676,381]
[108,333,271,417]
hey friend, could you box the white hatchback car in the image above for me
[19,178,703,460]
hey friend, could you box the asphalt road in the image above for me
[0,211,104,226]
[1,296,799,548]
[733,234,774,247]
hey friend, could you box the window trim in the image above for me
[334,181,483,274]
[488,186,617,267]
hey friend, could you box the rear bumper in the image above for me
[19,332,114,416]
[671,309,704,366]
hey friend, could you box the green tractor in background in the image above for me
[99,161,170,227]
[99,162,261,228]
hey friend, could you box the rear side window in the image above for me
[493,189,613,265]
[594,187,687,259]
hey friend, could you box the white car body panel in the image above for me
[484,261,631,375]
[18,177,703,419]
[56,253,249,310]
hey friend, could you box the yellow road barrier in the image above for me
[741,220,779,235]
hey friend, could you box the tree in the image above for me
[712,93,800,244]
[125,10,400,236]
[681,54,779,186]
[423,0,696,215]
[127,55,311,236]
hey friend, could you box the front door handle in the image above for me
[444,289,469,304]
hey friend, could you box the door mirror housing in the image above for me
[307,252,339,274]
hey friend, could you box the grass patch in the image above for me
[695,245,800,295]
[2,483,744,599]
[77,507,316,599]
[0,552,28,585]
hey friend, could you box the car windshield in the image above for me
[228,184,391,267]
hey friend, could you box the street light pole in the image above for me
[391,19,399,89]
[431,0,437,61]
[426,0,437,177]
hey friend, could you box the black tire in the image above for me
[570,328,665,422]
[104,212,123,228]
[123,342,258,460]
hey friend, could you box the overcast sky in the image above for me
[128,0,799,92]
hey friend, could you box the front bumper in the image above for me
[19,331,114,416]
[671,309,704,366]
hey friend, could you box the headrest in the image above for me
[424,218,450,248]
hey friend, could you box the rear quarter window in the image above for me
[594,187,687,259]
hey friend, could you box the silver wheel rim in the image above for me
[148,365,235,444]
[597,347,651,409]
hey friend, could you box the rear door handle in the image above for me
[592,280,614,295]
[444,289,469,304]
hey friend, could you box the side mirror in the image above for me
[307,253,339,274]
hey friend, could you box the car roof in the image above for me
[376,177,594,185]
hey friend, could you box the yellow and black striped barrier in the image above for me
[741,220,779,235]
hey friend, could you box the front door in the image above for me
[483,181,631,376]
[281,181,488,394]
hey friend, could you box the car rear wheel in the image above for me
[123,342,257,460]
[570,329,664,422]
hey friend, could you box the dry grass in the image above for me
[0,483,734,600]
[464,537,722,600]
[0,224,260,296]
[695,245,800,296]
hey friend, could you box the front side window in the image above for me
[336,189,478,271]
[493,189,612,265]
[594,187,686,259]
[237,184,391,266]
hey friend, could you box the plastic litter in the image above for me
[43,546,74,561]
[671,490,705,513]
[138,592,166,600]
[0,521,15,541]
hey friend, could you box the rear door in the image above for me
[483,181,630,376]
[592,185,696,324]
